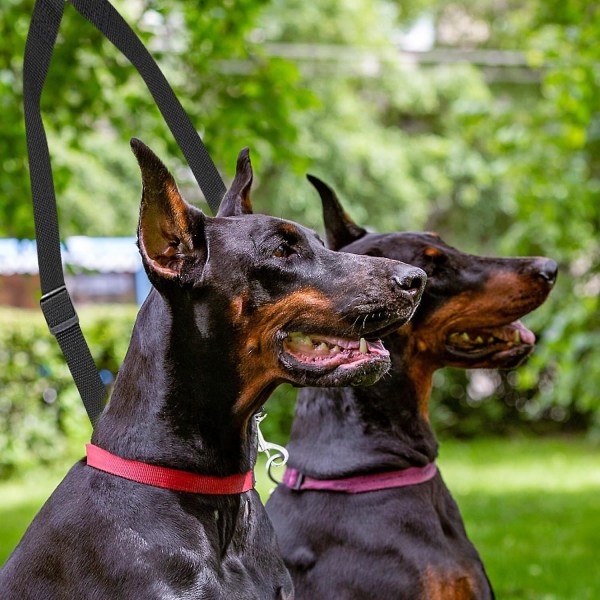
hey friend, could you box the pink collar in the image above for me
[86,443,254,495]
[282,462,437,494]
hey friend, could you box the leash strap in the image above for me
[86,444,254,494]
[282,462,438,493]
[23,0,226,425]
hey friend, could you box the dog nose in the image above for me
[536,258,558,286]
[391,268,426,299]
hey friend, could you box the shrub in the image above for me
[0,304,297,478]
[0,306,137,479]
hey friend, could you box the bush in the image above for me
[0,306,137,479]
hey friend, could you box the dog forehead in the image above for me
[208,214,321,247]
[393,232,455,253]
[344,231,459,261]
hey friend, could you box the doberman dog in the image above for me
[0,143,426,599]
[266,176,557,600]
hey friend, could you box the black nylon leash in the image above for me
[23,0,226,426]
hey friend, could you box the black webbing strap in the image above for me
[23,0,226,425]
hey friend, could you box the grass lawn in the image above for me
[1,437,598,599]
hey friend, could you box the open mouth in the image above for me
[445,319,536,363]
[280,330,391,387]
[283,332,389,367]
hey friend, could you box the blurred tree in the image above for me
[256,0,600,435]
[0,0,313,237]
[1,0,598,437]
[498,1,600,430]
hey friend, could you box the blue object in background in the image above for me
[0,237,152,307]
[135,267,151,306]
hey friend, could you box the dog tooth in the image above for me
[332,345,341,354]
[488,337,495,343]
[514,330,521,343]
[460,333,470,342]
[475,336,483,344]
[288,332,311,346]
[359,337,368,353]
[316,342,330,355]
[448,333,460,341]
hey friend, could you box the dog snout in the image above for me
[534,258,558,286]
[391,268,427,302]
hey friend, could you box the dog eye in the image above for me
[273,243,295,258]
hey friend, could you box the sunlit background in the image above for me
[1,1,599,597]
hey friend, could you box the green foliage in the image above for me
[0,306,137,478]
[488,2,600,430]
[1,0,599,435]
[0,301,294,476]
[0,295,587,482]
[0,0,314,237]
[262,384,297,446]
[257,0,600,434]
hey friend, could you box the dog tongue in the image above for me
[514,320,536,345]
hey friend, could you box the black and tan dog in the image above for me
[266,177,557,600]
[0,145,426,599]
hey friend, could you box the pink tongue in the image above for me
[515,320,536,345]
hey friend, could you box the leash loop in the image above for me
[23,0,226,426]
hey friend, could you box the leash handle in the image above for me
[23,0,226,426]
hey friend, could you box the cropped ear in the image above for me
[306,175,367,250]
[217,147,254,217]
[131,138,200,280]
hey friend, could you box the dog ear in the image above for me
[306,175,367,250]
[217,147,254,217]
[131,138,200,280]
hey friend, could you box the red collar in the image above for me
[86,444,254,495]
[282,462,437,494]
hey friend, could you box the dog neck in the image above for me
[286,334,439,478]
[92,289,260,478]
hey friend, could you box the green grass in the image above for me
[437,437,600,600]
[1,437,599,599]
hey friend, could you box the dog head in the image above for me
[131,140,426,422]
[307,174,557,371]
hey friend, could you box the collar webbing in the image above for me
[282,462,437,494]
[86,444,254,495]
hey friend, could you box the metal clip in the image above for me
[254,410,289,485]
[291,471,305,491]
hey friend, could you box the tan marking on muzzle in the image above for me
[416,269,549,355]
[401,268,550,418]
[231,288,337,423]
